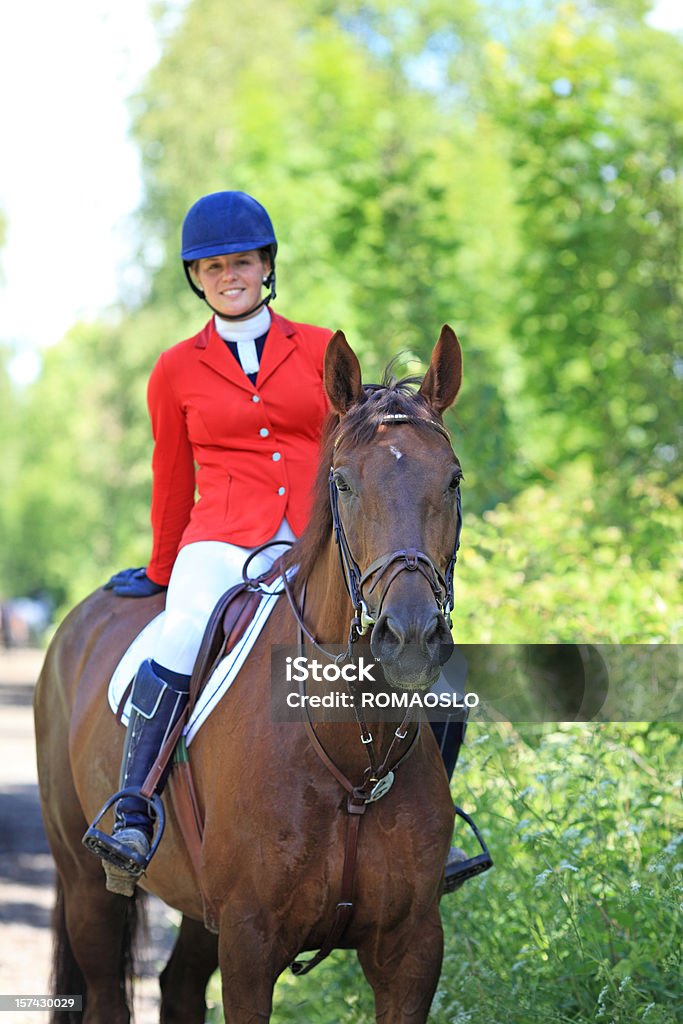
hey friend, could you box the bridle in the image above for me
[329,411,463,654]
[279,410,462,664]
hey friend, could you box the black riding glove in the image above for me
[103,567,167,598]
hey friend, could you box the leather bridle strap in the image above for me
[291,714,420,977]
[362,547,448,612]
[290,610,420,976]
[290,791,365,976]
[328,467,461,637]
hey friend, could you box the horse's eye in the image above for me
[448,471,463,493]
[334,474,351,493]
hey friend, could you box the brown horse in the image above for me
[34,326,464,1023]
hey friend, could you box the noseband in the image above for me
[330,413,462,646]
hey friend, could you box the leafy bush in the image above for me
[205,724,681,1023]
[435,723,681,1024]
[454,463,680,645]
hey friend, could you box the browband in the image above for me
[333,412,451,450]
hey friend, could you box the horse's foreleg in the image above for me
[357,904,444,1024]
[159,914,218,1024]
[216,903,284,1024]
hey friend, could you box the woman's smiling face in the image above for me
[193,250,270,319]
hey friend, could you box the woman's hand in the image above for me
[103,567,166,598]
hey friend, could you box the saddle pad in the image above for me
[107,576,288,745]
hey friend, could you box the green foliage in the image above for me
[202,724,682,1023]
[434,722,682,1024]
[0,305,199,607]
[131,0,522,509]
[484,3,683,491]
[454,462,680,644]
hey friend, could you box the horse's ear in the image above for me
[418,324,462,416]
[324,331,363,415]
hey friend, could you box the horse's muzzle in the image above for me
[370,609,453,690]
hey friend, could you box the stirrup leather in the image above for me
[82,787,166,875]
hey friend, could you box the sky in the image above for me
[0,1,161,382]
[1,0,681,385]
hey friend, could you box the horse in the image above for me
[34,326,464,1024]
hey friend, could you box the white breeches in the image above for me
[153,519,296,675]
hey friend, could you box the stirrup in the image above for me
[442,804,493,894]
[82,787,166,875]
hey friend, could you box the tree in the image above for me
[485,3,683,498]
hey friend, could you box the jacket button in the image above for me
[278,486,286,496]
[252,394,260,403]
[272,452,281,461]
[259,428,269,437]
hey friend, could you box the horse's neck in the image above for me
[302,540,404,776]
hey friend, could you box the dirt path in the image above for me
[0,648,179,1023]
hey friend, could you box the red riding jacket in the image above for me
[145,312,332,585]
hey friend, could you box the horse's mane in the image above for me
[282,364,442,586]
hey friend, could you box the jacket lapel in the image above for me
[197,321,255,393]
[256,313,297,388]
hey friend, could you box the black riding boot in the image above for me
[82,659,190,895]
[430,715,493,893]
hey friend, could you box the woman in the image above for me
[86,190,333,893]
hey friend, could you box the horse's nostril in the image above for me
[370,614,405,663]
[422,612,454,663]
[371,610,452,667]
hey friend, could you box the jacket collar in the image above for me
[194,311,297,392]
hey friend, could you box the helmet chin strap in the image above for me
[183,264,277,322]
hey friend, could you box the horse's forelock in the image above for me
[336,376,437,449]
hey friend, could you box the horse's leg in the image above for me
[216,903,284,1023]
[357,904,444,1024]
[69,879,141,1024]
[38,729,140,1024]
[51,858,141,1024]
[159,914,219,1024]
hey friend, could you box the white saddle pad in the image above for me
[107,575,289,745]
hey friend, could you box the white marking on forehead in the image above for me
[389,445,404,460]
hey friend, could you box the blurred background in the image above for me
[0,0,680,645]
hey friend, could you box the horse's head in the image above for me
[324,326,463,691]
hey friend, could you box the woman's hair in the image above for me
[190,248,271,271]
